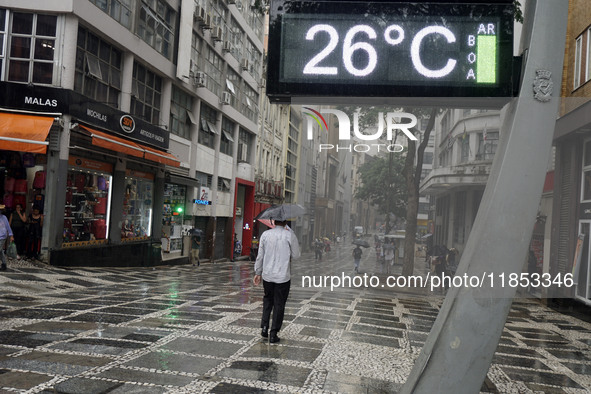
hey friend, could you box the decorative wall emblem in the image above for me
[533,70,553,102]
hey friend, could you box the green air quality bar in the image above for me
[477,35,497,84]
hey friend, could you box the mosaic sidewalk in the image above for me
[0,245,589,393]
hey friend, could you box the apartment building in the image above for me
[0,0,264,265]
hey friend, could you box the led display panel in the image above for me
[266,1,515,102]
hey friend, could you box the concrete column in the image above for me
[60,14,78,90]
[152,168,166,242]
[120,52,134,113]
[42,115,71,262]
[108,158,126,244]
[160,79,172,130]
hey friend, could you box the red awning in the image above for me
[0,112,54,153]
[80,124,180,167]
[142,145,181,167]
[80,125,145,158]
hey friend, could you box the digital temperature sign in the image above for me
[266,1,514,102]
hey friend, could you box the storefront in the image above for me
[0,81,181,267]
[552,100,591,305]
[234,178,255,258]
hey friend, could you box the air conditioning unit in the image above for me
[240,58,249,71]
[221,91,232,105]
[222,41,232,53]
[196,6,206,23]
[211,26,223,41]
[194,71,206,87]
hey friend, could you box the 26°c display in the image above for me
[266,1,515,102]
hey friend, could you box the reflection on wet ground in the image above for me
[0,243,590,393]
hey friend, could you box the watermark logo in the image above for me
[302,108,418,153]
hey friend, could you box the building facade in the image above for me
[551,0,591,304]
[0,0,264,265]
[420,109,503,254]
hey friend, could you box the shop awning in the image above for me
[143,145,181,167]
[81,124,145,158]
[0,112,54,153]
[80,124,180,167]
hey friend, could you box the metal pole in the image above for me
[400,1,568,393]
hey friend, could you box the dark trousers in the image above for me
[261,279,291,333]
[13,227,26,255]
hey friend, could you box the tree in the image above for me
[401,108,436,276]
[355,153,407,222]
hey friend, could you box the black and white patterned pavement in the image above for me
[0,243,590,393]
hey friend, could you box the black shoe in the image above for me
[0,264,6,271]
[261,327,268,338]
[269,333,280,343]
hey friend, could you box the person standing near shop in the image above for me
[0,205,14,270]
[253,220,300,343]
[352,245,363,273]
[9,204,26,259]
[26,206,43,260]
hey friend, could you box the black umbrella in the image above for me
[255,204,306,221]
[352,239,370,248]
[189,228,203,237]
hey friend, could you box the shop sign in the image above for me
[0,81,68,113]
[69,91,169,150]
[69,156,113,173]
[126,169,155,180]
[194,186,212,205]
[194,199,211,205]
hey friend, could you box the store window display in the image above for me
[162,183,186,253]
[121,170,154,241]
[63,156,112,247]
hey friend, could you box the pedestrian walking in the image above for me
[352,245,362,273]
[253,220,300,343]
[314,238,323,261]
[9,203,26,258]
[26,206,43,260]
[0,204,14,271]
[191,234,201,266]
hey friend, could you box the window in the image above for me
[242,82,258,123]
[199,103,218,149]
[476,131,499,161]
[196,171,212,188]
[226,67,240,108]
[460,135,470,163]
[74,26,122,108]
[218,177,231,192]
[229,18,244,61]
[220,117,235,156]
[581,140,591,202]
[0,9,7,79]
[423,151,433,165]
[574,35,583,89]
[202,44,223,97]
[131,62,162,124]
[238,128,252,163]
[137,0,176,59]
[6,11,58,85]
[170,85,194,139]
[89,0,134,29]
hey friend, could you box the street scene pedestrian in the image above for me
[0,204,14,271]
[191,234,201,266]
[26,206,43,260]
[253,220,301,343]
[352,245,362,273]
[9,203,26,258]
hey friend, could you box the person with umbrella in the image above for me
[352,245,363,273]
[253,205,302,344]
[189,229,202,266]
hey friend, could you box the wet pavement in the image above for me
[0,243,590,393]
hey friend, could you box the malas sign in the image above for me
[266,0,515,103]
